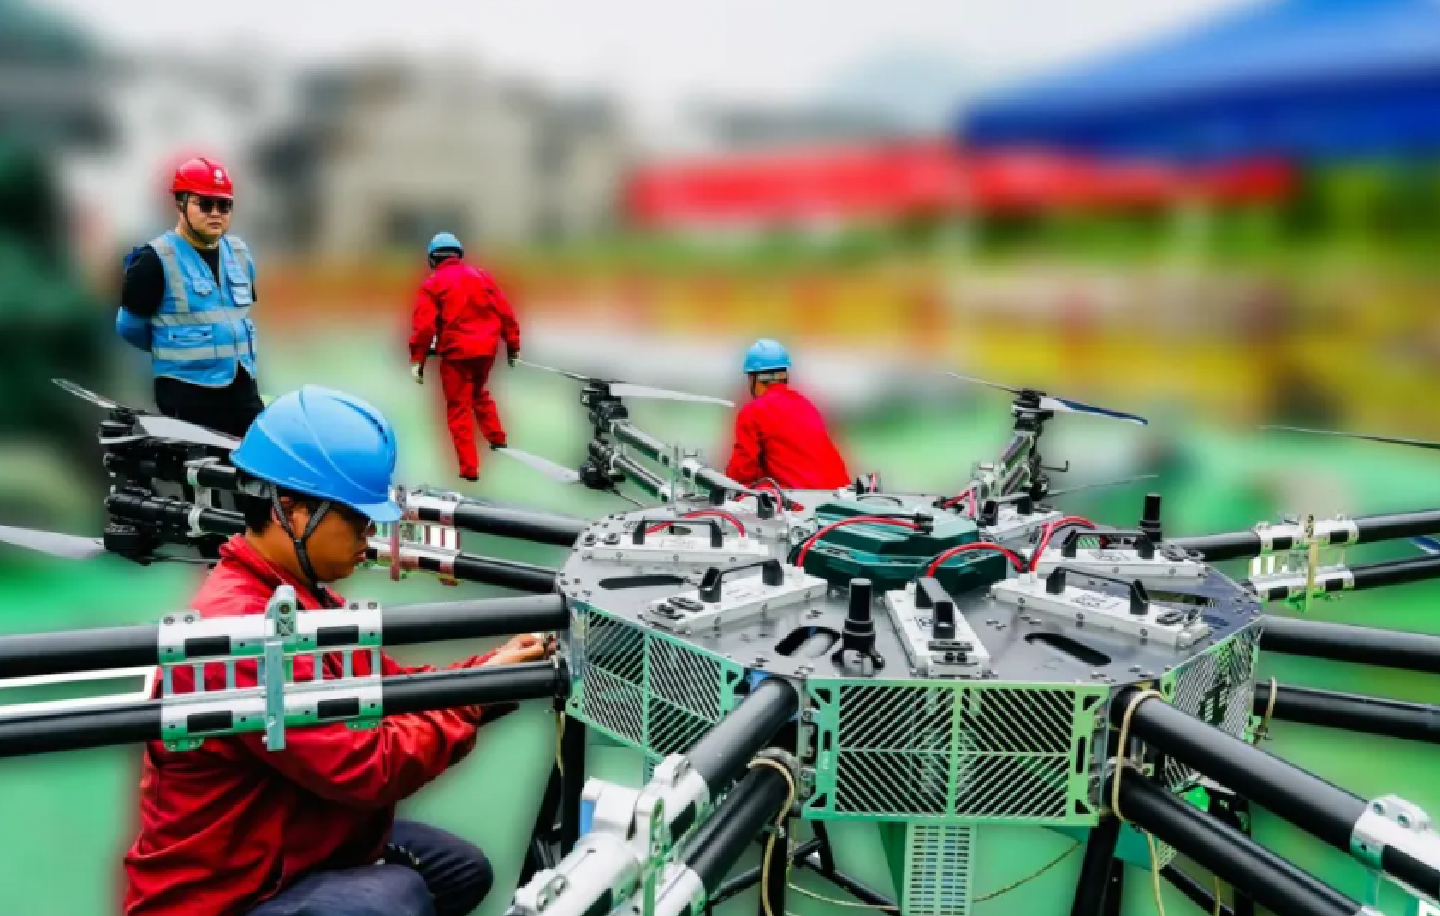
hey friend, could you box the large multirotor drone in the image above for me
[3,368,1440,916]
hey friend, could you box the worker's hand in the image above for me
[411,363,424,385]
[483,632,554,666]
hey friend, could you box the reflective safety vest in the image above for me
[129,230,259,387]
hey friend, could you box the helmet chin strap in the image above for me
[271,490,340,609]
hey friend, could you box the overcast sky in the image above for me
[43,0,1256,122]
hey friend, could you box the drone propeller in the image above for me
[0,525,107,560]
[940,372,1148,426]
[492,446,583,485]
[53,378,242,450]
[1261,425,1440,452]
[1413,536,1440,556]
[1044,473,1160,498]
[516,360,733,406]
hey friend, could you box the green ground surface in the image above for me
[1,332,1438,915]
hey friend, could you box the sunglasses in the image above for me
[191,196,233,215]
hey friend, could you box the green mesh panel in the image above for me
[568,603,746,759]
[1157,625,1262,790]
[880,823,975,916]
[806,680,1107,824]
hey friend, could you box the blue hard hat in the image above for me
[231,386,402,523]
[427,231,463,258]
[743,339,790,374]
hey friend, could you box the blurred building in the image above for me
[257,56,631,256]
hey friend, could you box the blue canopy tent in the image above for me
[961,0,1440,163]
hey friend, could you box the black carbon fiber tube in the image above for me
[382,595,569,643]
[1349,555,1440,590]
[1254,683,1440,744]
[684,678,799,790]
[447,554,558,593]
[1261,616,1440,673]
[106,491,245,537]
[0,662,564,759]
[683,764,793,892]
[1112,774,1361,916]
[1112,686,1367,851]
[1162,866,1236,916]
[1354,510,1440,544]
[1167,530,1263,561]
[440,502,585,548]
[0,595,569,679]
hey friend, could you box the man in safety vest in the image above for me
[408,232,521,482]
[121,386,550,916]
[116,156,263,438]
[724,339,850,490]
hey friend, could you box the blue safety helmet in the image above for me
[743,339,791,375]
[427,231,464,259]
[231,386,402,523]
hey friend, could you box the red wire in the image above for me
[796,515,921,567]
[925,541,1028,577]
[645,510,746,537]
[1029,516,1097,571]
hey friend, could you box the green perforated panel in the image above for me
[1158,625,1262,790]
[805,679,1108,824]
[880,823,976,916]
[568,603,746,760]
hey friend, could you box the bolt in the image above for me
[754,657,768,666]
[163,615,174,625]
[1091,671,1105,679]
[1130,665,1142,673]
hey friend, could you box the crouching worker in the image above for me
[122,386,551,916]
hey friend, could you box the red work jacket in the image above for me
[408,258,521,364]
[121,535,497,916]
[724,382,850,490]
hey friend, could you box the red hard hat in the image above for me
[171,156,234,199]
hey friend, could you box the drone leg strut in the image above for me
[558,712,587,854]
[1069,815,1122,916]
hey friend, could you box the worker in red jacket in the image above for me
[409,232,521,482]
[122,386,551,916]
[724,339,851,490]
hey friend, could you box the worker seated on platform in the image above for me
[724,338,851,490]
[121,386,550,916]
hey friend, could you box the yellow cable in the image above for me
[748,757,797,916]
[1112,688,1168,916]
[1255,677,1278,741]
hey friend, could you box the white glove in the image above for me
[411,363,424,385]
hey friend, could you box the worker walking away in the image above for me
[724,339,851,490]
[122,386,551,916]
[409,232,520,483]
[116,156,264,438]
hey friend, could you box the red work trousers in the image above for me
[438,356,507,478]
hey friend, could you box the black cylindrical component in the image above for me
[684,678,799,790]
[1354,509,1440,545]
[1136,536,1155,560]
[1070,817,1122,916]
[1112,687,1367,850]
[762,560,784,587]
[1260,616,1440,674]
[384,595,569,644]
[1254,683,1440,745]
[420,502,586,548]
[559,711,587,854]
[1140,493,1163,544]
[0,595,569,680]
[0,704,162,758]
[1349,555,1440,591]
[979,500,999,527]
[447,555,559,593]
[756,493,776,520]
[1047,567,1067,595]
[0,662,564,759]
[383,661,564,714]
[847,579,874,627]
[1113,773,1360,916]
[1167,530,1263,561]
[106,491,246,539]
[0,623,159,679]
[1129,580,1150,615]
[684,765,792,892]
[933,597,956,640]
[1161,866,1235,916]
[613,455,669,500]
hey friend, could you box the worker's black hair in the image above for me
[428,248,462,268]
[240,487,324,533]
